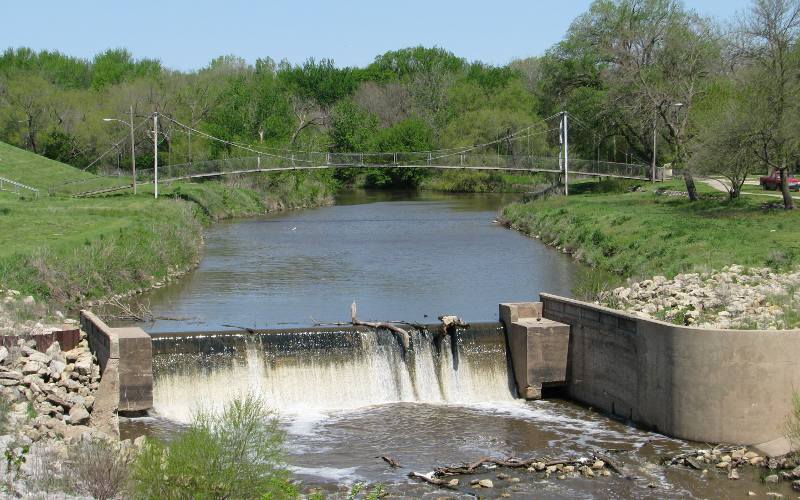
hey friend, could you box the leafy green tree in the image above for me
[735,0,800,209]
[329,99,378,152]
[366,118,435,187]
[690,98,758,199]
[366,46,466,82]
[278,58,360,107]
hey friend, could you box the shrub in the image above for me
[132,395,295,499]
[0,395,11,435]
[65,437,134,500]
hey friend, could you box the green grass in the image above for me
[503,179,800,282]
[0,141,132,196]
[0,195,203,306]
[0,144,334,308]
[0,141,96,190]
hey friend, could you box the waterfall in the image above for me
[152,325,515,422]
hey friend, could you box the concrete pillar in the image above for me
[500,302,570,399]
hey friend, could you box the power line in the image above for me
[81,115,152,171]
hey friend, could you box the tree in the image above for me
[690,102,757,199]
[643,13,721,201]
[353,81,412,127]
[329,99,378,153]
[0,72,53,153]
[366,118,435,187]
[736,0,800,209]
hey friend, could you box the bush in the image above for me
[65,437,134,500]
[132,395,295,500]
[0,395,11,435]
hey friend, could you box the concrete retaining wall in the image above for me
[80,311,153,413]
[537,293,800,454]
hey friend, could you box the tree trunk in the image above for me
[683,170,699,202]
[27,116,37,153]
[780,168,796,210]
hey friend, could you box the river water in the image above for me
[123,191,787,498]
[138,190,575,332]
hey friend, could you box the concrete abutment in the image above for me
[500,295,800,456]
[80,311,153,429]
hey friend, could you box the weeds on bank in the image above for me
[132,394,295,499]
[347,482,386,499]
[420,170,549,193]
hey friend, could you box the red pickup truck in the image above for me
[760,171,800,191]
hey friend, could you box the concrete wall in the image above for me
[499,303,570,399]
[80,311,153,413]
[538,293,800,454]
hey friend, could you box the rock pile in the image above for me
[600,265,800,329]
[1,289,77,337]
[667,447,800,490]
[0,333,100,442]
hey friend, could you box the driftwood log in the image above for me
[351,302,411,352]
[408,472,459,490]
[377,455,401,468]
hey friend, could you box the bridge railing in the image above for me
[568,159,650,179]
[0,176,39,198]
[61,151,653,196]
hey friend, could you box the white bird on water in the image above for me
[290,226,297,231]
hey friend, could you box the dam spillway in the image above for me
[150,323,515,422]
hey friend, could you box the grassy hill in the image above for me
[0,142,96,190]
[0,144,201,306]
[0,144,334,308]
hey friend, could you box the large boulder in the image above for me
[68,404,90,425]
[49,360,66,379]
[21,361,43,375]
[74,353,93,376]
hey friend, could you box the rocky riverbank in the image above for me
[599,265,800,329]
[665,446,800,494]
[0,289,143,497]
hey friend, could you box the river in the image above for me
[122,190,786,498]
[139,190,575,332]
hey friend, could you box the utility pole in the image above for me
[651,109,657,183]
[130,106,137,194]
[563,112,569,196]
[153,112,158,199]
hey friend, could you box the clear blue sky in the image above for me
[2,0,752,70]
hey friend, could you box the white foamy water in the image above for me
[153,330,515,422]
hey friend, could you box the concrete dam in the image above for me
[149,323,515,422]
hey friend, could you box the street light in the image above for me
[651,102,684,183]
[103,105,136,194]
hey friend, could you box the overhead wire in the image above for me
[81,116,152,171]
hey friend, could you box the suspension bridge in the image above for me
[50,112,656,198]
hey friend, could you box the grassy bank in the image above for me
[503,178,800,287]
[0,195,203,308]
[0,143,335,309]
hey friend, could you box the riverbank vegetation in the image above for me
[0,141,334,310]
[0,194,203,309]
[133,395,295,499]
[503,179,800,282]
